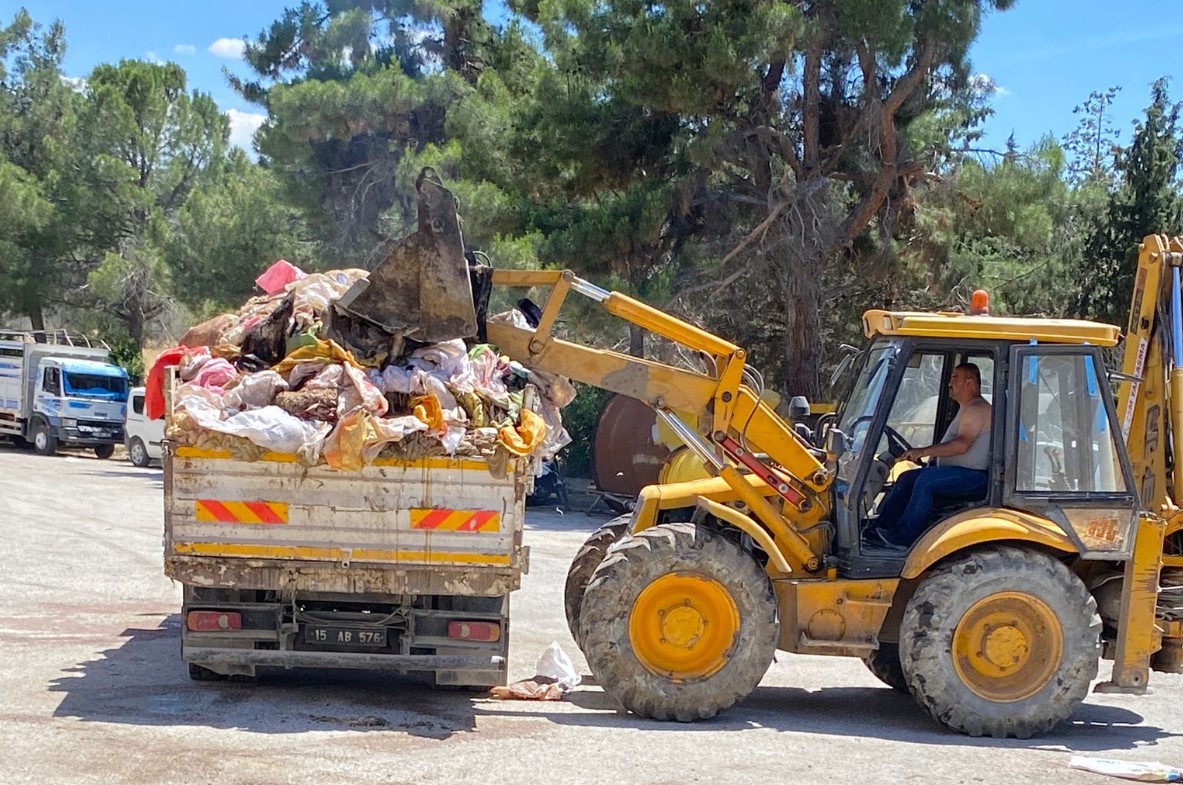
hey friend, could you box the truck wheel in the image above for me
[32,420,57,456]
[578,522,778,721]
[128,437,151,467]
[94,444,115,460]
[863,642,908,693]
[899,546,1100,738]
[564,515,630,646]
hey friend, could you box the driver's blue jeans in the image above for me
[874,466,988,545]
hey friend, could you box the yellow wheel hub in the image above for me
[629,573,740,681]
[952,591,1063,702]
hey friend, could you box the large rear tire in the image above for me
[579,523,777,722]
[564,515,630,646]
[899,546,1100,738]
[863,642,908,693]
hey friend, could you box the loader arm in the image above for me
[488,269,832,572]
[1112,235,1183,673]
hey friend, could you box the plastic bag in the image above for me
[534,641,581,690]
[175,385,329,462]
[324,407,428,470]
[222,370,289,411]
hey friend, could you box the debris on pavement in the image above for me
[1069,756,1183,782]
[488,642,581,701]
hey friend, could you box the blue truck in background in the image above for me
[0,330,129,458]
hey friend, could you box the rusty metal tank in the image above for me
[590,395,671,497]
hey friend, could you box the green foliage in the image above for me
[168,151,320,312]
[106,336,146,385]
[558,382,613,478]
[0,9,79,329]
[1079,80,1183,326]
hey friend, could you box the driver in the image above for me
[866,362,991,548]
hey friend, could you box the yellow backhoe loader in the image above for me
[364,174,1181,739]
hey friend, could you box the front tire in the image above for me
[32,420,57,456]
[128,437,151,467]
[579,523,778,722]
[564,515,630,646]
[899,546,1100,738]
[94,443,115,460]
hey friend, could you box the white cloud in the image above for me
[227,109,266,151]
[145,50,163,64]
[970,73,1008,98]
[209,37,247,59]
[173,44,196,55]
[60,75,87,92]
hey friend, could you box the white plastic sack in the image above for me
[222,370,289,411]
[534,641,581,691]
[176,387,329,461]
[339,361,389,417]
[368,364,421,395]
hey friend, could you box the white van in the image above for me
[125,386,164,467]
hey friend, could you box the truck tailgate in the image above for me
[164,446,528,595]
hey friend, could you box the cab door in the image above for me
[1004,344,1140,558]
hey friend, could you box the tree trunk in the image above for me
[629,324,645,358]
[781,255,823,400]
[27,302,46,334]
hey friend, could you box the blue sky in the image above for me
[15,0,1182,157]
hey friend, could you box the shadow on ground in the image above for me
[479,681,1178,752]
[50,613,1179,751]
[49,615,479,740]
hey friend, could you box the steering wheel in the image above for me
[845,417,914,458]
[882,424,913,459]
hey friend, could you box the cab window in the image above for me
[42,367,61,396]
[1015,353,1125,493]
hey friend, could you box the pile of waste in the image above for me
[148,258,574,473]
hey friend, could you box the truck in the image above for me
[486,237,1183,739]
[165,444,530,688]
[162,175,531,688]
[0,329,130,458]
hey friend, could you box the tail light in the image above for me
[448,621,500,642]
[187,611,242,631]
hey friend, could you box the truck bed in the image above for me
[165,446,530,596]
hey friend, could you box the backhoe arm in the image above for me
[487,269,832,570]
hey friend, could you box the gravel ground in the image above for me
[1,444,1181,785]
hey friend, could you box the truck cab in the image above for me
[831,312,1138,581]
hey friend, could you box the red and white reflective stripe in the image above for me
[194,499,288,524]
[410,508,500,532]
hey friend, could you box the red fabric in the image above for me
[145,346,189,421]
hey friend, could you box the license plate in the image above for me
[303,625,387,648]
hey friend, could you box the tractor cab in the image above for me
[828,308,1139,578]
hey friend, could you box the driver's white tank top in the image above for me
[937,404,991,471]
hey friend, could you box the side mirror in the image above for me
[825,428,847,461]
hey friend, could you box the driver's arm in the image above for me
[901,405,990,462]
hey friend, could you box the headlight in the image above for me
[62,418,77,428]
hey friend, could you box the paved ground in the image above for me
[1,444,1181,785]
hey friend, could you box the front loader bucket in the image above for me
[335,167,477,343]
